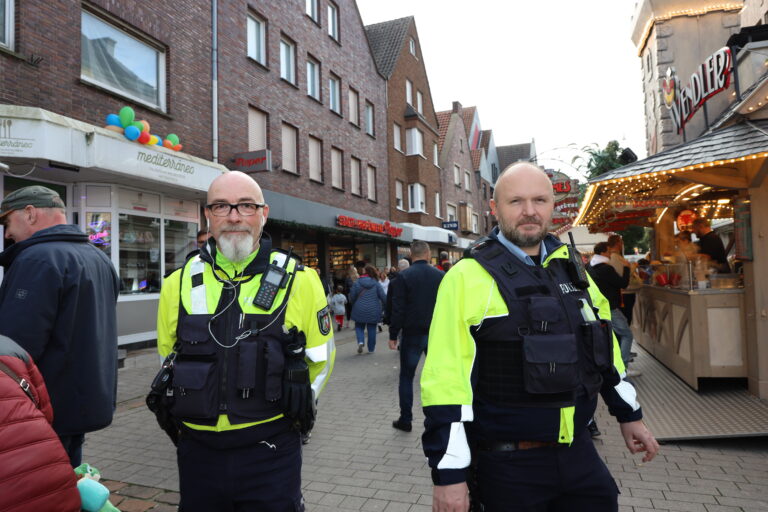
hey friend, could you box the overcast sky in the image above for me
[356,0,646,180]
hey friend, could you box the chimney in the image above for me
[452,101,462,113]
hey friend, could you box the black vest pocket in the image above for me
[528,297,562,333]
[522,334,579,394]
[580,320,613,372]
[264,339,285,402]
[171,360,218,420]
[177,315,216,355]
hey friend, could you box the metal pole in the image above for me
[212,0,219,163]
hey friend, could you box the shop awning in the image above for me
[575,119,768,231]
[400,223,457,245]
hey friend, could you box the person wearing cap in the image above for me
[0,185,120,466]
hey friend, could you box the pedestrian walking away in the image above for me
[388,240,444,433]
[155,171,335,512]
[421,163,659,512]
[349,264,386,353]
[0,185,120,467]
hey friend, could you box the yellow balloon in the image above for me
[148,135,159,145]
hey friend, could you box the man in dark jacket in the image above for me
[0,186,120,466]
[388,240,444,432]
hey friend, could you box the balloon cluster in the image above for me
[104,106,182,152]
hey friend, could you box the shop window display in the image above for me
[86,212,112,258]
[119,213,161,294]
[164,219,197,274]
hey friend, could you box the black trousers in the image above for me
[177,424,303,512]
[475,430,619,512]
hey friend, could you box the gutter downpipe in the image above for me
[212,0,219,163]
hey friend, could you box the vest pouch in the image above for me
[177,315,216,356]
[522,334,579,394]
[170,360,218,420]
[527,297,562,333]
[264,339,284,402]
[580,320,613,372]
[237,340,259,396]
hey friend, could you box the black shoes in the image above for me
[357,344,363,354]
[588,420,601,438]
[392,419,412,432]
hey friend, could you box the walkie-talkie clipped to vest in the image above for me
[567,232,590,290]
[253,247,294,310]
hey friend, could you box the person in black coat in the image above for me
[387,241,444,432]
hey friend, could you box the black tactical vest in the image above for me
[469,238,613,409]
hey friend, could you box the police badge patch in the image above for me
[317,306,332,335]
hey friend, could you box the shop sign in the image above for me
[0,117,73,162]
[232,149,271,173]
[612,197,672,211]
[336,215,403,237]
[546,170,579,228]
[442,221,459,230]
[676,209,698,231]
[662,47,732,135]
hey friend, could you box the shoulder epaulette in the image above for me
[464,236,494,259]
[270,248,303,269]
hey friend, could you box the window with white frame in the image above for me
[350,157,361,195]
[447,203,457,222]
[308,136,322,182]
[364,102,374,136]
[348,88,359,125]
[395,180,404,209]
[281,123,298,173]
[416,90,423,115]
[247,14,266,65]
[306,57,320,100]
[329,74,341,113]
[406,128,423,156]
[327,2,339,40]
[331,147,343,188]
[408,183,426,213]
[433,142,439,166]
[393,123,402,152]
[472,213,479,234]
[1,0,13,50]
[409,37,416,56]
[435,192,441,218]
[465,170,471,191]
[247,107,267,151]
[405,79,413,105]
[367,165,376,201]
[454,164,461,185]
[280,37,296,83]
[305,0,319,22]
[81,10,165,110]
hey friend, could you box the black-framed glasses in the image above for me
[206,202,265,217]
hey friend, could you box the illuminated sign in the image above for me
[612,198,671,211]
[662,47,732,135]
[336,215,403,237]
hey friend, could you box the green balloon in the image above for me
[166,133,180,146]
[132,121,145,131]
[119,106,135,128]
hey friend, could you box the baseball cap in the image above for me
[0,185,66,222]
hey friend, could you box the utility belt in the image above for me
[475,439,560,452]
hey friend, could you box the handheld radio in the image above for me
[567,232,590,290]
[253,247,293,310]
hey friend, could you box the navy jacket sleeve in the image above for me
[388,276,406,340]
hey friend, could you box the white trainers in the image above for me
[625,369,642,378]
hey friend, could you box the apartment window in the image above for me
[350,157,361,195]
[364,102,375,136]
[308,136,322,182]
[405,79,413,105]
[454,164,461,185]
[329,74,341,114]
[408,183,426,213]
[348,88,359,125]
[447,203,457,222]
[393,123,402,152]
[409,37,416,56]
[247,107,267,151]
[331,147,343,189]
[281,123,298,173]
[472,213,479,234]
[366,165,376,201]
[247,14,266,65]
[306,0,319,22]
[464,170,471,191]
[1,0,13,50]
[280,37,296,84]
[327,2,339,41]
[406,128,423,156]
[433,142,439,166]
[416,90,423,115]
[81,10,165,110]
[435,192,441,218]
[395,180,404,210]
[306,57,320,100]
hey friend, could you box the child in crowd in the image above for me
[330,285,348,330]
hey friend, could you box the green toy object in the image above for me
[74,463,121,512]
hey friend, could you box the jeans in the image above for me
[355,323,378,352]
[611,308,633,364]
[59,433,85,467]
[398,334,429,423]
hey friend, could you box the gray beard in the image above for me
[498,219,547,248]
[217,232,255,263]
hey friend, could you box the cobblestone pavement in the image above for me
[84,328,768,511]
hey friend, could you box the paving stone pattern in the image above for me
[84,332,768,511]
